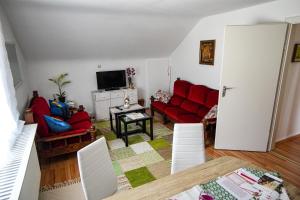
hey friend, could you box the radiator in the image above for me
[0,124,40,200]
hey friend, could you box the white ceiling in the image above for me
[1,0,273,61]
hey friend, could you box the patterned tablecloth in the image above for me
[199,168,281,200]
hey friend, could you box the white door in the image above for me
[215,24,288,152]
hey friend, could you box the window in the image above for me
[5,43,22,87]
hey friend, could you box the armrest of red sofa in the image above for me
[24,108,35,124]
[150,96,155,103]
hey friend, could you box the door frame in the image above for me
[268,16,300,150]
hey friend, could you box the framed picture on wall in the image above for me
[292,44,300,62]
[199,40,215,65]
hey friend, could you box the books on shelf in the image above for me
[126,112,145,120]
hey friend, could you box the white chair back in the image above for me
[77,137,117,200]
[171,123,206,174]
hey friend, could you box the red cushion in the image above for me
[164,107,189,121]
[205,90,219,108]
[173,80,192,98]
[187,85,209,105]
[67,111,90,124]
[169,95,184,106]
[31,97,51,137]
[31,97,50,115]
[177,114,201,123]
[35,115,50,137]
[151,101,168,113]
[197,106,210,120]
[180,100,199,114]
[71,120,92,130]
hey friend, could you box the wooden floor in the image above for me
[40,115,300,189]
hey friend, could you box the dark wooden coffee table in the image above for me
[118,113,153,147]
[109,104,145,138]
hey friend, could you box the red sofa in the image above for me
[151,79,219,123]
[25,95,96,158]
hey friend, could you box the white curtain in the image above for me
[0,18,20,167]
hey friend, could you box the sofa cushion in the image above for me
[31,97,51,116]
[177,114,201,123]
[173,80,192,98]
[151,101,168,113]
[44,115,72,133]
[49,99,69,119]
[67,111,90,125]
[169,95,184,106]
[164,107,189,121]
[35,114,50,137]
[180,100,199,114]
[187,85,209,105]
[196,107,209,121]
[205,89,219,109]
[71,120,92,130]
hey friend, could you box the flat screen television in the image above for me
[96,70,126,90]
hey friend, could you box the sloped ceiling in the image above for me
[2,0,273,61]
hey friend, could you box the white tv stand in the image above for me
[92,88,138,120]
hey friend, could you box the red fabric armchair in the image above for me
[25,95,96,158]
[151,79,219,123]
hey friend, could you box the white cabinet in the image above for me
[93,88,138,120]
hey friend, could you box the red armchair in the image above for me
[25,95,96,158]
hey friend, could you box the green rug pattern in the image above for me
[95,120,173,188]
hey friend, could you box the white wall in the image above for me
[170,0,300,141]
[27,59,147,113]
[276,24,300,141]
[0,5,29,115]
[145,58,170,107]
[170,0,300,89]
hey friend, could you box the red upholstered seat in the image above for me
[205,89,219,109]
[71,120,92,130]
[30,96,92,138]
[177,114,201,123]
[164,107,189,121]
[151,101,168,113]
[173,80,192,98]
[197,106,210,120]
[187,85,209,105]
[67,111,90,124]
[180,100,200,114]
[151,79,219,124]
[169,95,184,106]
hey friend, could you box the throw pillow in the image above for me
[49,99,69,119]
[153,90,171,104]
[204,105,218,120]
[44,115,72,133]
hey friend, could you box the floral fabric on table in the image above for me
[204,105,217,120]
[153,90,171,104]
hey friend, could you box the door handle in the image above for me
[222,86,234,97]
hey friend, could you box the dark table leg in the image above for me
[110,111,113,131]
[124,122,128,147]
[142,120,146,133]
[115,113,119,138]
[150,118,153,140]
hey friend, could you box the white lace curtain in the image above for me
[0,18,20,167]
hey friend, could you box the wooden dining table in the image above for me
[104,156,300,200]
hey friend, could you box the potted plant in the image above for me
[126,67,135,89]
[48,73,71,102]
